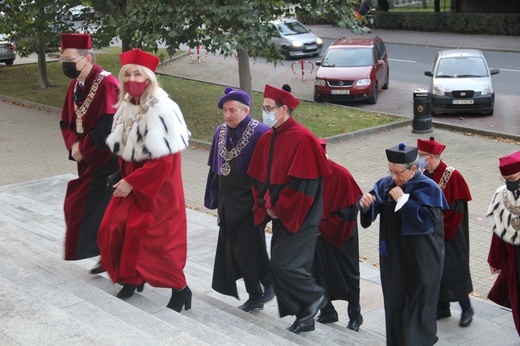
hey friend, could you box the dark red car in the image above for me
[314,36,389,104]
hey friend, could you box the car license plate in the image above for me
[331,90,350,95]
[305,45,317,50]
[452,99,474,105]
[0,48,6,53]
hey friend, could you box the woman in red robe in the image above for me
[98,49,192,312]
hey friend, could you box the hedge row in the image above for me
[298,12,520,36]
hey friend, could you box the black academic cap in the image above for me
[385,143,418,164]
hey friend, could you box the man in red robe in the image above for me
[248,84,332,334]
[417,137,474,327]
[487,151,520,336]
[313,140,364,332]
[59,33,119,271]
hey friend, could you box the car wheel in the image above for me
[367,83,378,104]
[314,93,324,102]
[5,60,14,66]
[484,109,494,116]
[382,71,389,90]
[281,47,291,60]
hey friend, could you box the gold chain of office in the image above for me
[218,119,258,176]
[502,189,520,232]
[74,70,111,134]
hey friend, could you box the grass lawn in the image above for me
[390,0,451,12]
[0,47,401,143]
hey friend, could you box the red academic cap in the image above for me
[61,33,92,50]
[264,84,300,110]
[120,48,160,72]
[499,151,520,176]
[417,137,446,155]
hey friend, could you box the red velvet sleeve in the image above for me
[319,213,356,249]
[251,183,267,226]
[124,156,174,210]
[269,178,317,233]
[442,205,463,240]
[488,232,508,270]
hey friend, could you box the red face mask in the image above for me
[124,80,148,98]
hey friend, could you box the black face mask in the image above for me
[506,179,520,192]
[62,61,81,79]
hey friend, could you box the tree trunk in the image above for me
[422,0,427,9]
[434,0,441,12]
[37,44,50,89]
[121,37,132,53]
[237,49,254,117]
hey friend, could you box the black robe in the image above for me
[204,116,270,299]
[248,117,332,317]
[313,160,363,318]
[360,172,447,346]
[426,161,473,302]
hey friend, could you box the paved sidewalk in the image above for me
[1,25,520,344]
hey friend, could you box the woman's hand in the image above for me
[113,179,133,198]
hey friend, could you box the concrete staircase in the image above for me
[0,174,386,345]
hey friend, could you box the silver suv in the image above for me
[424,49,499,116]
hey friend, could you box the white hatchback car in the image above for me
[424,49,499,116]
[0,35,16,66]
[269,19,323,60]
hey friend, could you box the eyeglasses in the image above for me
[60,55,86,63]
[417,153,429,158]
[388,169,408,176]
[261,105,279,113]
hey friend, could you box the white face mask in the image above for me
[262,110,279,128]
[417,156,427,170]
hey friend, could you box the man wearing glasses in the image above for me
[248,84,332,334]
[204,87,273,312]
[417,137,474,328]
[359,142,448,345]
[59,33,119,273]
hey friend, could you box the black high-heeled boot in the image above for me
[117,283,145,299]
[166,286,192,312]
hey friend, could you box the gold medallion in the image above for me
[76,118,83,134]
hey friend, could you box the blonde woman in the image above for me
[98,49,192,312]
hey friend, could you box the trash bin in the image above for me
[412,88,433,133]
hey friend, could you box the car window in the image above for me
[375,42,383,60]
[435,57,489,78]
[276,22,310,36]
[321,48,373,67]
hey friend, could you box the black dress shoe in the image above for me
[238,299,264,312]
[90,261,106,274]
[316,310,339,324]
[297,295,327,323]
[460,307,474,327]
[287,319,315,334]
[437,307,451,320]
[347,315,363,332]
[259,283,275,303]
